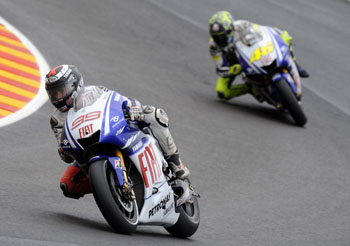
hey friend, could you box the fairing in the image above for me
[234,25,301,100]
[60,89,179,226]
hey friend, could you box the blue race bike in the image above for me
[60,86,199,237]
[235,25,307,126]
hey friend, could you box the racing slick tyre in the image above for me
[275,78,307,126]
[164,196,200,238]
[89,159,138,234]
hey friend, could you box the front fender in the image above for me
[271,72,298,95]
[88,156,125,186]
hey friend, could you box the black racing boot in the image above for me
[166,151,190,180]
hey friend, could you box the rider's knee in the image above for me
[216,77,230,89]
[59,165,90,199]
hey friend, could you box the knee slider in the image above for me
[217,91,225,99]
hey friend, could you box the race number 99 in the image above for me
[72,111,101,130]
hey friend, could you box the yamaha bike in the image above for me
[60,88,200,237]
[235,25,307,126]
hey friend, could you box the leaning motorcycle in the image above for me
[60,88,200,237]
[234,25,307,126]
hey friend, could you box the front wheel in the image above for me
[164,196,200,238]
[275,79,307,126]
[89,159,138,234]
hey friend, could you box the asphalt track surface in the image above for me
[1,0,350,245]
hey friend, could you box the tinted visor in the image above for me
[212,34,228,48]
[47,83,74,109]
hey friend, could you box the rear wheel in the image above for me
[275,79,307,126]
[164,196,200,238]
[89,159,138,234]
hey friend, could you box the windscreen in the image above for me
[73,86,105,111]
[240,25,263,46]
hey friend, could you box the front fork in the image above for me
[114,149,136,200]
[270,69,301,107]
[88,150,136,201]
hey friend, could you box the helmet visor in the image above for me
[212,34,228,48]
[47,83,74,109]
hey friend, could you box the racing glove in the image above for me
[122,99,144,121]
[229,64,242,75]
[280,30,292,47]
[217,64,242,77]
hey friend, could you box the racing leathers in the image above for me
[209,20,309,101]
[50,85,189,199]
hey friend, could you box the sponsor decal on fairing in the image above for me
[132,141,143,152]
[137,142,162,188]
[110,116,119,122]
[78,124,94,138]
[149,193,171,218]
[163,202,174,217]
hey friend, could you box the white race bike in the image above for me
[60,87,200,237]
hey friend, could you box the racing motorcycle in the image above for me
[234,25,307,126]
[60,88,200,237]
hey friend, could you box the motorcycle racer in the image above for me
[45,64,190,199]
[208,10,310,101]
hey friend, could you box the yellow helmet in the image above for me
[209,11,235,48]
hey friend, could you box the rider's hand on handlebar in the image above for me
[223,43,235,54]
[128,106,144,121]
[123,100,144,121]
